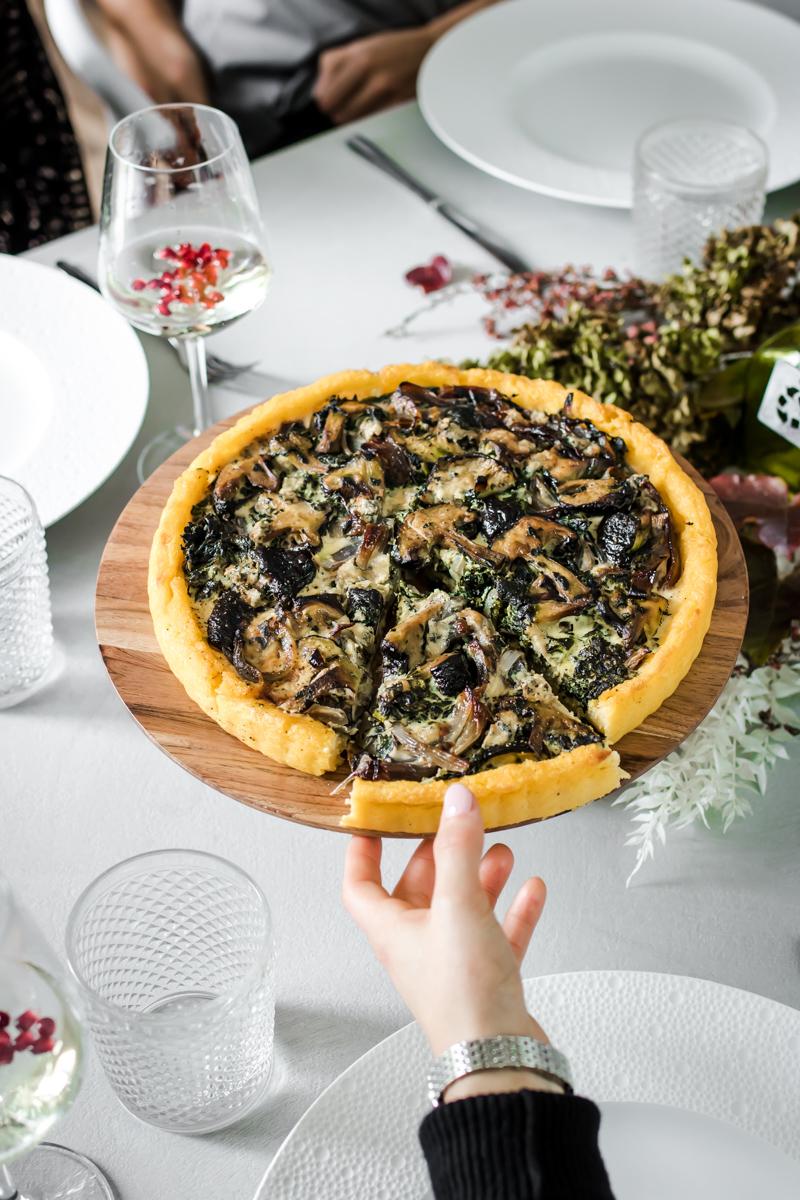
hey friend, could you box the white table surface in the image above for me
[5,101,800,1200]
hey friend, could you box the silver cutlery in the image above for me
[346,134,530,275]
[56,260,266,391]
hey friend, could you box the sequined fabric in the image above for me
[0,0,92,253]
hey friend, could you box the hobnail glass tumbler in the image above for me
[633,119,768,278]
[66,850,275,1134]
[0,476,53,708]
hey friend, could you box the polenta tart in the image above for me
[148,364,717,834]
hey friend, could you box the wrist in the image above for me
[426,1012,547,1058]
[444,1067,564,1103]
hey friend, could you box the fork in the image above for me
[56,260,262,387]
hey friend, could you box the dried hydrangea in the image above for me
[473,215,800,469]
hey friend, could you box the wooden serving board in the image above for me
[95,413,748,836]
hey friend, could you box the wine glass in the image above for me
[98,103,271,481]
[0,878,113,1199]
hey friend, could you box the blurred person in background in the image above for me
[92,0,498,156]
[1,1,94,253]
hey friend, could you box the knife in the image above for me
[346,134,530,275]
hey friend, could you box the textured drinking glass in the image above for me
[65,851,274,1134]
[634,119,768,278]
[0,477,54,708]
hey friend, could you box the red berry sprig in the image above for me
[132,242,231,318]
[0,1010,57,1065]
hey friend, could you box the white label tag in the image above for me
[756,357,800,449]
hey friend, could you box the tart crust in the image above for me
[148,363,717,830]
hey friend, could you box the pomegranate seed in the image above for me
[131,242,230,312]
[32,1037,55,1055]
[405,254,452,294]
[0,1031,10,1047]
[0,1044,14,1064]
[0,1012,9,1029]
[37,1017,56,1038]
[17,1010,38,1031]
[15,1030,37,1050]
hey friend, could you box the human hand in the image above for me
[343,782,551,1098]
[313,27,433,125]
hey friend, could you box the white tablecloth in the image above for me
[5,101,800,1200]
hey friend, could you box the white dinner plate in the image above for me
[417,0,800,207]
[0,256,149,527]
[256,972,800,1199]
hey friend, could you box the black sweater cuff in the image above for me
[419,1090,615,1199]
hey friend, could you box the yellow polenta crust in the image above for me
[148,362,717,831]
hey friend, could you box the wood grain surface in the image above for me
[95,412,749,836]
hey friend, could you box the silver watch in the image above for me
[427,1035,573,1107]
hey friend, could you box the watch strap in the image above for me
[427,1035,573,1107]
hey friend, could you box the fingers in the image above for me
[478,842,514,909]
[343,836,391,933]
[313,48,364,116]
[432,783,485,908]
[503,876,547,965]
[392,838,435,907]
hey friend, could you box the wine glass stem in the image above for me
[0,1165,17,1199]
[184,336,210,437]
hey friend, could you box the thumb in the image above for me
[433,783,484,908]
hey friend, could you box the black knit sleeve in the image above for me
[419,1090,615,1200]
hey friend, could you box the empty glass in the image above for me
[65,850,274,1134]
[633,118,768,278]
[0,478,54,709]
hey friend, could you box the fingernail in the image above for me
[444,782,475,818]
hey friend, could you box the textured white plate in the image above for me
[417,0,800,207]
[0,257,148,527]
[257,972,800,1199]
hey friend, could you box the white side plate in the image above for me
[0,257,149,527]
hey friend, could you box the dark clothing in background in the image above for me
[182,0,463,156]
[0,0,91,253]
[420,1090,616,1199]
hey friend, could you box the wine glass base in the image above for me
[136,425,195,484]
[10,1144,116,1200]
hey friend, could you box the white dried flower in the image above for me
[615,652,800,884]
